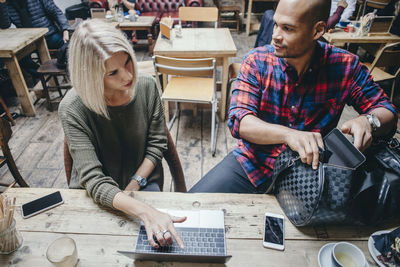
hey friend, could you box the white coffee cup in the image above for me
[331,242,366,267]
[46,236,78,267]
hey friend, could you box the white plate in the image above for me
[318,242,369,267]
[368,230,391,267]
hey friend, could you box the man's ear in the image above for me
[313,21,326,40]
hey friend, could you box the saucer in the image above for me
[368,230,390,267]
[318,242,369,267]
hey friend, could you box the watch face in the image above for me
[372,115,381,128]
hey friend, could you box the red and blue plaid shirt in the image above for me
[228,41,397,188]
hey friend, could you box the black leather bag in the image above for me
[266,148,355,226]
[267,138,400,227]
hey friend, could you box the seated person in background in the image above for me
[58,19,186,248]
[190,0,397,194]
[121,0,138,43]
[0,0,70,49]
[255,0,354,47]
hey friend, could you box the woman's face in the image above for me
[103,51,134,95]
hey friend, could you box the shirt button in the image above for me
[291,106,295,109]
[295,83,299,87]
[289,123,293,127]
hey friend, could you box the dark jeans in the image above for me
[141,182,160,192]
[189,152,269,193]
[46,32,65,50]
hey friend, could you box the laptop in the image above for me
[369,16,395,34]
[118,209,232,263]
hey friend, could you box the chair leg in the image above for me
[390,79,396,101]
[0,96,15,126]
[167,102,179,131]
[53,75,63,97]
[40,74,53,111]
[4,148,28,187]
[211,100,219,156]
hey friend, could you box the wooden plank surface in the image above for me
[119,16,156,29]
[154,28,237,57]
[0,188,384,266]
[323,30,400,44]
[0,28,48,57]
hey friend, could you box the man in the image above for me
[0,0,70,49]
[189,0,397,193]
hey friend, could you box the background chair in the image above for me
[90,8,106,19]
[0,116,28,191]
[213,0,240,32]
[153,55,218,155]
[178,7,219,28]
[363,42,400,100]
[63,129,187,192]
[37,59,72,111]
[356,0,391,20]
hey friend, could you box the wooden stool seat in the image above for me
[37,59,71,111]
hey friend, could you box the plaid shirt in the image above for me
[228,41,397,188]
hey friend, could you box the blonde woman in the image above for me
[58,19,185,248]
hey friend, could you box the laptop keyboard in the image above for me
[135,225,226,256]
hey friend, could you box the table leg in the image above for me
[241,0,246,20]
[4,56,35,116]
[220,57,229,121]
[246,0,253,36]
[147,30,154,54]
[35,36,51,64]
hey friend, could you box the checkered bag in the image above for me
[267,148,355,226]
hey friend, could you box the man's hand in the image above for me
[337,0,348,9]
[125,179,141,191]
[0,0,6,3]
[284,130,324,170]
[341,116,372,152]
[63,30,69,43]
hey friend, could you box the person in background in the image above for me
[121,0,138,43]
[191,0,397,194]
[58,19,186,248]
[0,0,70,49]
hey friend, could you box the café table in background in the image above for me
[154,27,237,121]
[118,16,157,53]
[0,28,50,116]
[0,187,385,266]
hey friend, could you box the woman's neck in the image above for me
[104,89,133,106]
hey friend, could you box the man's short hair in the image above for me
[308,0,331,24]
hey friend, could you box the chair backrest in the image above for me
[370,42,400,77]
[366,0,391,9]
[179,7,218,27]
[63,129,187,192]
[90,8,106,19]
[369,16,395,33]
[152,55,217,92]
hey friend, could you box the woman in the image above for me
[58,19,185,248]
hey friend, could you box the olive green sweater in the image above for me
[58,73,167,208]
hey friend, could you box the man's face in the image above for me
[271,0,316,58]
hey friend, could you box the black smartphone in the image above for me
[323,128,366,169]
[263,212,285,251]
[21,191,64,219]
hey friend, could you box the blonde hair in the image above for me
[68,19,138,119]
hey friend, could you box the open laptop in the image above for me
[369,16,395,34]
[118,209,232,263]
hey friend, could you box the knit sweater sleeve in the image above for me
[142,75,167,165]
[58,90,121,208]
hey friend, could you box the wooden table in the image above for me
[118,16,157,52]
[154,28,237,120]
[323,30,400,46]
[0,188,391,266]
[243,0,279,36]
[0,28,50,116]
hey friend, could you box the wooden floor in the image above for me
[1,30,399,192]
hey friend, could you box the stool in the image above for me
[213,0,241,33]
[37,59,71,111]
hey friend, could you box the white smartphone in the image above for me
[263,212,285,251]
[21,191,64,219]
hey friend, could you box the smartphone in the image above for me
[21,191,64,219]
[263,212,285,251]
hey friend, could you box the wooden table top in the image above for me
[1,188,396,266]
[323,30,400,44]
[119,16,156,28]
[154,28,237,57]
[0,28,48,58]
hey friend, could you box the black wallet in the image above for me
[322,128,366,169]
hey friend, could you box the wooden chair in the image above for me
[213,0,240,32]
[90,8,106,19]
[153,55,218,155]
[63,129,187,192]
[0,116,28,191]
[363,42,400,100]
[356,0,391,20]
[37,59,72,111]
[178,7,219,28]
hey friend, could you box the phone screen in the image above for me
[22,191,64,219]
[264,215,284,245]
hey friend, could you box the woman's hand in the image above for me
[139,207,186,248]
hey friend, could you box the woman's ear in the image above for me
[313,21,326,40]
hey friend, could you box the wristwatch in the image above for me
[365,114,381,132]
[131,174,147,188]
